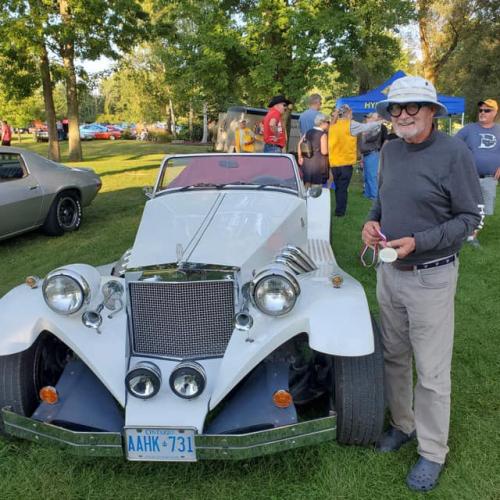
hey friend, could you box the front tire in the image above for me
[332,318,384,445]
[42,191,82,236]
[0,335,69,433]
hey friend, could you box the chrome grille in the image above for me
[129,280,235,358]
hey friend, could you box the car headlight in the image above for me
[169,362,206,399]
[42,269,91,315]
[126,362,162,399]
[251,268,300,316]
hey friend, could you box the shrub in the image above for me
[149,130,171,143]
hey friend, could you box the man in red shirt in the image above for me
[1,120,12,146]
[263,95,290,152]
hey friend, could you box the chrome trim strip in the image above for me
[282,245,317,271]
[1,408,336,460]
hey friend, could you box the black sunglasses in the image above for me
[387,102,432,117]
[478,108,493,114]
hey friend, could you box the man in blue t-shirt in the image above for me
[456,99,499,246]
[299,94,322,136]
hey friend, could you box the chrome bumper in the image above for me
[1,408,336,460]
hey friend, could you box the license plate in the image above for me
[125,428,197,462]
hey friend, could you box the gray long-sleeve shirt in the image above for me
[367,129,483,265]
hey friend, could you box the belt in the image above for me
[391,255,455,272]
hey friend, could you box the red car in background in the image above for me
[93,125,122,140]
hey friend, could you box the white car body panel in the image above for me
[129,191,307,283]
[0,276,128,406]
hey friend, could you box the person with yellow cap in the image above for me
[456,98,499,247]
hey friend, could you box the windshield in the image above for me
[158,155,298,193]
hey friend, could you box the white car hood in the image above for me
[128,190,307,276]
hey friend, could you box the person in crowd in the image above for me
[297,112,329,188]
[328,104,381,216]
[56,120,64,141]
[262,95,291,153]
[299,94,322,136]
[456,99,499,247]
[359,112,388,200]
[362,76,483,492]
[1,120,12,146]
[234,119,255,153]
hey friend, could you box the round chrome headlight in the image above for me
[126,362,162,399]
[251,269,300,316]
[169,362,206,399]
[42,269,90,315]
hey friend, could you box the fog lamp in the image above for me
[169,362,206,399]
[126,362,162,399]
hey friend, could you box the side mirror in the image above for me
[307,186,322,198]
[143,186,154,199]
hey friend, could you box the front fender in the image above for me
[0,281,127,406]
[210,265,373,409]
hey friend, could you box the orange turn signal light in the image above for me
[272,389,293,408]
[39,386,59,405]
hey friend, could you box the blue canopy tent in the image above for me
[336,71,465,124]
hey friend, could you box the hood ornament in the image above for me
[176,243,184,263]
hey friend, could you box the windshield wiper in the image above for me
[178,182,225,191]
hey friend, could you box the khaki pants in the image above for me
[376,259,459,464]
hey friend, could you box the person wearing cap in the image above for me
[299,94,322,136]
[234,119,255,153]
[456,99,499,247]
[327,104,381,216]
[262,95,290,153]
[361,76,483,492]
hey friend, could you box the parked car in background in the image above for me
[35,127,49,143]
[0,153,383,462]
[79,125,96,141]
[0,146,101,241]
[79,124,121,140]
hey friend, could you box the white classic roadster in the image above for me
[0,153,383,461]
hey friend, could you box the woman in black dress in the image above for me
[297,113,330,188]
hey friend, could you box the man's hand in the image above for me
[494,167,500,180]
[362,221,381,246]
[386,237,416,259]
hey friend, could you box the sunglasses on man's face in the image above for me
[478,108,493,114]
[387,102,430,117]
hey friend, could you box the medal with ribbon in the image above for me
[361,228,398,267]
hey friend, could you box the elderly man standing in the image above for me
[299,94,322,136]
[262,95,291,153]
[456,99,499,247]
[362,76,482,492]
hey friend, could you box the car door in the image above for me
[0,152,44,237]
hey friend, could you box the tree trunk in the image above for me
[169,98,176,139]
[59,0,82,161]
[39,46,60,161]
[188,102,193,141]
[201,102,208,143]
[418,0,436,83]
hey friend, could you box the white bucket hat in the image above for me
[376,76,448,120]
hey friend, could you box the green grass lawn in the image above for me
[0,139,499,499]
